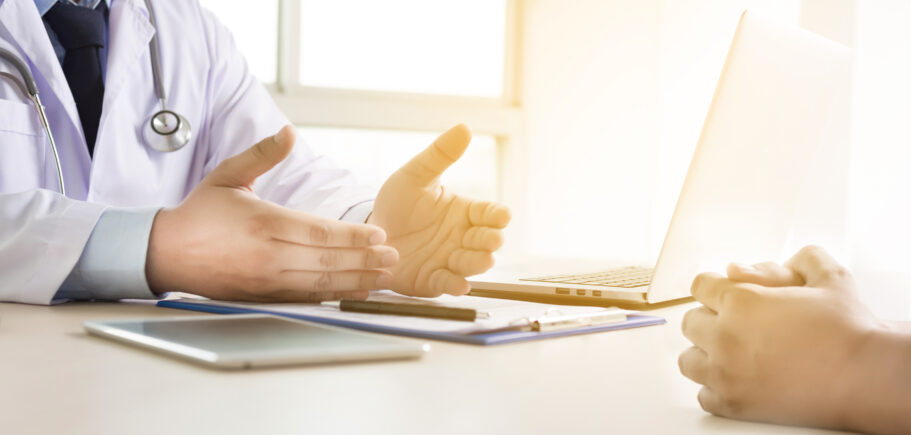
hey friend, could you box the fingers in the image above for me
[448,249,495,276]
[204,125,295,188]
[690,272,729,313]
[678,346,715,387]
[696,387,727,417]
[398,124,472,184]
[462,227,504,251]
[468,201,511,228]
[785,245,852,288]
[256,289,370,303]
[263,207,386,247]
[428,269,470,296]
[272,242,398,272]
[681,306,718,351]
[726,261,804,287]
[275,270,393,293]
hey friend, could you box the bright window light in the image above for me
[299,0,508,97]
[299,127,499,202]
[198,0,279,83]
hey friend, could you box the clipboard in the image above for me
[149,292,665,346]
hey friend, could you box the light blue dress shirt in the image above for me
[36,0,161,302]
[42,0,374,302]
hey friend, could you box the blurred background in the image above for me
[200,0,911,319]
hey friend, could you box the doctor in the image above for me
[0,0,511,304]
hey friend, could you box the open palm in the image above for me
[367,125,511,297]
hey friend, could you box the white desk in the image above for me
[0,300,844,434]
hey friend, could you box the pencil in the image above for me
[337,299,483,321]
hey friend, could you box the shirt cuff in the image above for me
[340,200,374,224]
[55,207,162,302]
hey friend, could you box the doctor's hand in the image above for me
[679,246,911,434]
[367,124,511,297]
[145,126,397,302]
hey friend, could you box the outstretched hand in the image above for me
[146,126,397,302]
[368,124,511,297]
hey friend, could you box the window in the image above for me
[298,0,508,97]
[199,0,517,207]
[198,0,279,84]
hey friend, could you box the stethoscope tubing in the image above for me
[31,93,65,196]
[0,47,65,196]
[0,0,188,197]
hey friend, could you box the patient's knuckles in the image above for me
[680,308,696,336]
[821,264,852,284]
[796,244,831,262]
[696,388,713,413]
[720,283,762,311]
[713,328,743,363]
[677,347,700,378]
[690,272,721,296]
[717,382,759,422]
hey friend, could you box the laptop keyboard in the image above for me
[520,266,654,288]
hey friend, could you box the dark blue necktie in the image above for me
[43,1,107,156]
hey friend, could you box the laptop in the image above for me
[469,11,851,306]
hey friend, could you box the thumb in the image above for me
[784,245,853,288]
[203,126,295,188]
[727,261,805,287]
[397,124,471,185]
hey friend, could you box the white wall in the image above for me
[847,0,911,319]
[517,0,660,263]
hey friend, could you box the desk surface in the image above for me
[0,300,844,435]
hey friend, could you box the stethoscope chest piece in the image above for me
[144,109,191,152]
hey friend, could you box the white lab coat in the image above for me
[0,0,373,304]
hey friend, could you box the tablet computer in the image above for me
[84,314,429,369]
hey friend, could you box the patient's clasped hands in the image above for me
[680,246,911,434]
[146,124,510,301]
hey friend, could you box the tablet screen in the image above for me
[86,315,427,368]
[118,316,385,353]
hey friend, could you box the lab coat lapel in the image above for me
[0,0,81,135]
[98,0,153,134]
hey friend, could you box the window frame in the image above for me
[268,0,523,138]
[262,0,523,204]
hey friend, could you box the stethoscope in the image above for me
[0,0,190,197]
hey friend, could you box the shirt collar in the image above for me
[34,0,112,16]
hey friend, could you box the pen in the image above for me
[325,300,490,322]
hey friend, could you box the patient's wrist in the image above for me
[842,323,911,434]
